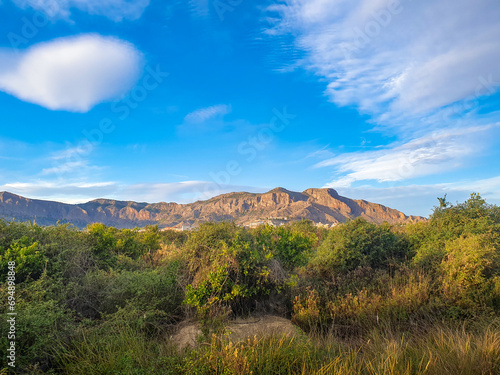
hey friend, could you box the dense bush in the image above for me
[441,233,500,309]
[410,193,500,272]
[66,264,184,329]
[309,218,407,276]
[183,222,283,320]
[255,222,317,269]
[0,236,46,282]
[0,275,72,371]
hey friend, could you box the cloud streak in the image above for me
[0,179,265,205]
[0,180,118,204]
[336,176,500,217]
[0,34,143,112]
[184,104,232,124]
[12,0,150,22]
[315,124,498,187]
[189,0,210,18]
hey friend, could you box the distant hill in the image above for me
[0,188,426,229]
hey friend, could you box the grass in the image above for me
[52,318,500,375]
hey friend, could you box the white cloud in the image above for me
[267,0,500,120]
[268,0,500,196]
[12,0,150,22]
[184,104,232,123]
[315,124,497,187]
[0,34,143,112]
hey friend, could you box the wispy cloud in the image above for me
[336,174,500,217]
[267,0,500,123]
[49,146,90,160]
[41,160,102,176]
[37,143,102,178]
[315,124,498,187]
[0,179,265,205]
[450,176,500,198]
[184,104,232,124]
[11,0,150,22]
[0,141,109,202]
[0,34,143,112]
[0,180,118,204]
[189,0,210,18]
[305,145,335,160]
[1,143,263,204]
[121,181,264,203]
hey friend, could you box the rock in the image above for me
[170,315,302,350]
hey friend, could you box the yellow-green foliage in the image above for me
[292,287,322,330]
[442,233,500,309]
[410,193,500,272]
[326,274,434,327]
[0,236,45,282]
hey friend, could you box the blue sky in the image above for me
[0,0,499,217]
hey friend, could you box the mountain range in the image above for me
[0,188,425,229]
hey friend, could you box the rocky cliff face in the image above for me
[0,188,425,229]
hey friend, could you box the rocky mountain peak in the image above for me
[303,188,339,199]
[0,188,426,229]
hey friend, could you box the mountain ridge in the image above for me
[0,188,426,229]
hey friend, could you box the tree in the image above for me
[437,194,449,208]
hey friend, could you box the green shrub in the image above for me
[1,194,499,374]
[160,229,189,247]
[115,225,161,260]
[0,220,44,249]
[411,193,500,272]
[256,224,317,269]
[310,218,405,276]
[86,223,119,269]
[67,262,185,328]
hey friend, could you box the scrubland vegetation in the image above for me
[1,194,499,374]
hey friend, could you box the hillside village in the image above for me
[167,217,339,232]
